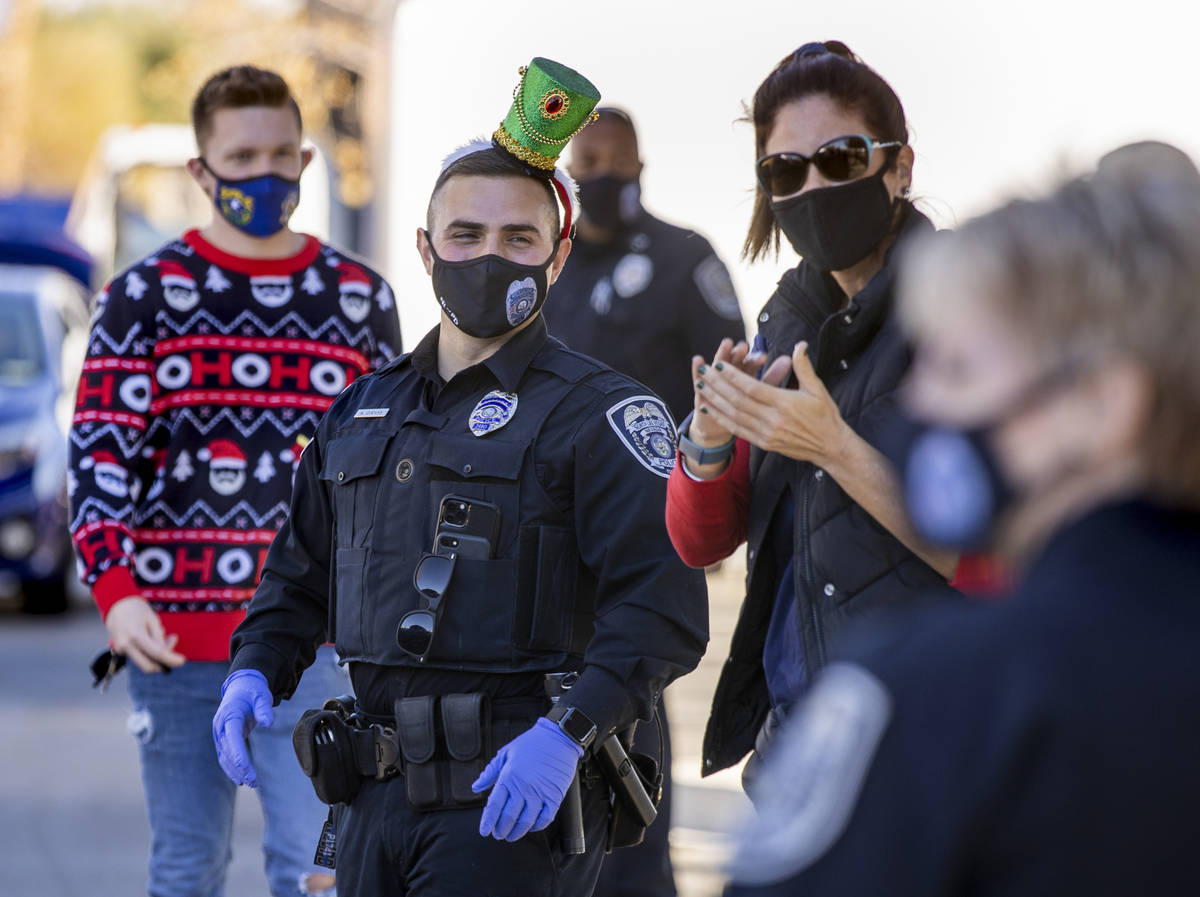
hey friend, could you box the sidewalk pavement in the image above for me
[668,551,752,897]
[0,551,752,897]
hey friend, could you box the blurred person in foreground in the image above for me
[544,106,746,897]
[664,41,958,792]
[69,65,401,897]
[212,58,707,897]
[724,143,1200,896]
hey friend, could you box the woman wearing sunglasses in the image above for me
[665,41,957,788]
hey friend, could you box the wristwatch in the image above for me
[546,703,599,750]
[676,410,736,466]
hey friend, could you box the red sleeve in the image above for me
[92,565,141,619]
[665,437,751,567]
[950,553,1016,598]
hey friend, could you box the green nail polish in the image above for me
[699,407,709,414]
[695,380,704,390]
[697,364,708,374]
[714,362,725,371]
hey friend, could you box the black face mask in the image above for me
[770,164,898,272]
[425,234,557,339]
[577,175,641,234]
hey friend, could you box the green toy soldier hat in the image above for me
[492,57,602,172]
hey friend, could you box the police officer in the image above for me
[543,107,746,424]
[211,58,708,897]
[723,148,1200,896]
[542,106,745,897]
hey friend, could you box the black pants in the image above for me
[333,773,610,896]
[593,703,676,897]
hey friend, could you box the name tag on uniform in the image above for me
[353,407,390,419]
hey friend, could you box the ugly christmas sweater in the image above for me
[68,229,402,660]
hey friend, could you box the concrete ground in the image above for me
[0,552,752,896]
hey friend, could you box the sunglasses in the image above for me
[756,134,902,198]
[397,551,457,662]
[90,648,127,691]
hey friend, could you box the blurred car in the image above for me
[0,213,91,613]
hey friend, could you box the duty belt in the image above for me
[322,695,402,780]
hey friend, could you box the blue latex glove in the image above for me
[212,668,273,788]
[472,716,584,841]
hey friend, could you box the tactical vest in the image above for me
[318,352,598,672]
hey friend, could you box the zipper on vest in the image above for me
[800,483,827,670]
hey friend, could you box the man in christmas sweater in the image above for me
[68,65,401,897]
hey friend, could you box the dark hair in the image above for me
[192,66,302,151]
[743,41,909,262]
[426,146,560,237]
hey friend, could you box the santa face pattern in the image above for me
[335,259,374,323]
[250,274,293,308]
[199,439,249,496]
[159,261,201,312]
[81,452,129,498]
[68,229,401,647]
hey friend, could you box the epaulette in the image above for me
[372,351,414,378]
[528,340,610,384]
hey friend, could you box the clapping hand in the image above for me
[694,340,848,466]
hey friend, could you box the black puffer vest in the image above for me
[702,208,948,776]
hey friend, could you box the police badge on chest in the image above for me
[469,390,518,437]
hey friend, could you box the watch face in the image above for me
[557,707,597,747]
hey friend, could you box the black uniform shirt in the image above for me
[725,499,1200,896]
[230,314,708,740]
[542,210,745,422]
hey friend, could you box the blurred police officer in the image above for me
[724,146,1200,896]
[543,107,745,424]
[541,105,744,897]
[211,58,708,897]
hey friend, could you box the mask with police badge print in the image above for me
[425,232,557,338]
[200,159,301,238]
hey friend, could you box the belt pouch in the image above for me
[292,708,362,806]
[395,696,440,810]
[441,693,490,806]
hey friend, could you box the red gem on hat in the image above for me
[538,89,570,120]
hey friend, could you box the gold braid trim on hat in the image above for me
[514,103,600,148]
[492,127,558,169]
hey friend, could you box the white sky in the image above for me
[378,0,1200,347]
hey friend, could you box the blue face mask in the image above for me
[200,160,300,238]
[899,424,1013,551]
[896,361,1087,551]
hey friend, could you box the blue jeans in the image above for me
[127,645,349,897]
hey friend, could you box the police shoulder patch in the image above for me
[605,395,677,478]
[693,254,743,320]
[726,662,893,887]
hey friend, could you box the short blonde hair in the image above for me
[899,146,1200,506]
